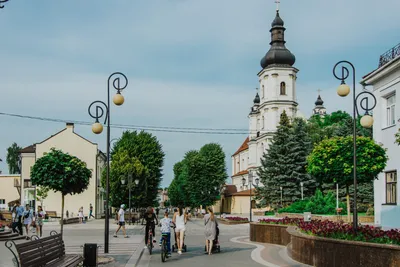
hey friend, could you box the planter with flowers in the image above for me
[219,216,249,225]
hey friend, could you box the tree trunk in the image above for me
[61,194,65,236]
[346,185,351,222]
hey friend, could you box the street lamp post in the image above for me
[88,72,128,254]
[280,187,283,207]
[300,182,304,200]
[248,172,253,222]
[333,61,376,232]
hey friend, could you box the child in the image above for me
[159,211,172,257]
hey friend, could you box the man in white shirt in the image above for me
[113,204,129,238]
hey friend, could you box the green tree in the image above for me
[307,136,387,220]
[30,148,91,234]
[288,118,316,198]
[36,186,50,207]
[168,160,190,207]
[257,110,295,208]
[6,142,22,174]
[104,150,147,208]
[108,131,165,208]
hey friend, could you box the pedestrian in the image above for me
[15,201,24,235]
[36,206,45,238]
[89,204,95,219]
[114,204,128,238]
[11,206,19,234]
[159,211,172,257]
[78,207,84,223]
[156,207,160,217]
[23,204,33,240]
[173,206,187,255]
[204,207,218,255]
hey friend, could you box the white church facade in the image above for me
[231,7,325,192]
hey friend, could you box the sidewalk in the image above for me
[0,219,145,267]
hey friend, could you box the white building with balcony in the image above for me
[361,42,400,229]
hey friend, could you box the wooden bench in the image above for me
[5,231,83,267]
[45,211,58,219]
[60,216,88,224]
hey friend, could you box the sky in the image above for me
[0,0,399,187]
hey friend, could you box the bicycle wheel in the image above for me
[161,238,166,262]
[148,234,153,255]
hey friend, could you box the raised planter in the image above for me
[59,216,88,224]
[276,212,374,223]
[250,222,290,246]
[219,219,249,225]
[287,226,400,267]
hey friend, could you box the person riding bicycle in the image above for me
[159,211,173,257]
[142,206,158,248]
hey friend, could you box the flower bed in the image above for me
[225,216,249,222]
[259,217,400,246]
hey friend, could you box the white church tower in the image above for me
[248,6,298,173]
[231,4,299,191]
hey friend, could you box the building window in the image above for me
[386,171,397,204]
[280,82,286,95]
[386,95,396,127]
[262,85,265,98]
[0,199,5,205]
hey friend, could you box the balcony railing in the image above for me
[379,43,400,68]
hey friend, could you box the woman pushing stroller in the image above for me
[173,206,187,255]
[204,207,219,255]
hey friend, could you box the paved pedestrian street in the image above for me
[137,218,309,267]
[0,218,310,267]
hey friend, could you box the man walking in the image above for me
[89,204,95,219]
[15,201,24,235]
[113,204,128,238]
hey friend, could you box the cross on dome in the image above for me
[275,0,280,11]
[317,89,322,95]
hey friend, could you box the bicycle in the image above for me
[161,233,170,262]
[147,227,154,255]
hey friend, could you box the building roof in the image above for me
[19,145,35,153]
[231,170,249,178]
[232,188,256,197]
[223,185,238,197]
[232,137,249,157]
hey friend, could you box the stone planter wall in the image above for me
[249,223,290,246]
[219,219,249,225]
[276,212,374,223]
[287,226,400,267]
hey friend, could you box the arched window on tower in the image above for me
[280,82,286,95]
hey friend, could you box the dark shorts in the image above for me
[118,222,125,226]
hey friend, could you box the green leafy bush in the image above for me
[278,190,347,215]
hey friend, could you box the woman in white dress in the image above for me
[23,204,33,240]
[173,207,187,255]
[78,207,84,223]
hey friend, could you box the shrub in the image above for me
[259,217,400,246]
[264,211,275,216]
[278,189,347,215]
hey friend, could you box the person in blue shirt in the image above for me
[159,211,173,257]
[15,201,25,235]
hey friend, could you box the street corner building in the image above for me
[361,42,400,229]
[15,123,106,218]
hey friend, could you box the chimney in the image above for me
[66,123,74,131]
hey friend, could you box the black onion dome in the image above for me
[271,11,284,27]
[315,95,324,106]
[260,11,296,69]
[253,93,260,104]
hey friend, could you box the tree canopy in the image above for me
[257,111,315,208]
[307,136,387,187]
[168,143,227,208]
[6,142,22,174]
[105,130,165,208]
[31,148,91,234]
